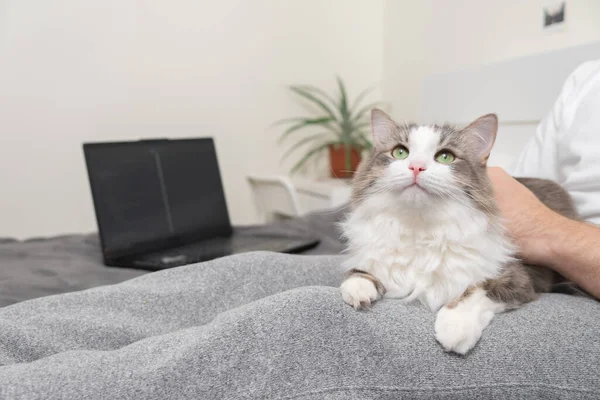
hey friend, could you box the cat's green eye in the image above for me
[435,151,455,164]
[391,146,409,160]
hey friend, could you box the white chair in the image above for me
[246,175,303,223]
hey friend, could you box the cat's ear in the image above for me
[462,114,498,164]
[371,108,396,148]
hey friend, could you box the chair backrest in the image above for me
[246,175,303,223]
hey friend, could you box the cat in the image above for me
[339,109,577,355]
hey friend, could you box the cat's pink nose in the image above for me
[408,164,426,178]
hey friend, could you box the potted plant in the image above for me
[276,77,380,178]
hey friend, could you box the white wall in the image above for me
[383,0,600,121]
[0,0,383,238]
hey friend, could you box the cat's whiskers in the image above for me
[423,179,485,215]
[350,182,393,204]
[449,176,497,209]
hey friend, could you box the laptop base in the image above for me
[110,232,319,271]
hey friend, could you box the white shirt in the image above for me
[512,60,600,225]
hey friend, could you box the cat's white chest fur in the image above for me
[341,193,515,311]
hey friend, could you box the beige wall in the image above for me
[6,1,598,238]
[0,0,383,238]
[383,0,600,121]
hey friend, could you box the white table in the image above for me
[247,175,353,222]
[292,177,352,214]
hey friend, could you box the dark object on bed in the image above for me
[83,138,319,270]
[0,207,346,307]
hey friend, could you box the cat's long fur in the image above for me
[340,109,577,355]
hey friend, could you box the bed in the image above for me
[1,227,599,399]
[2,44,600,399]
[0,208,347,308]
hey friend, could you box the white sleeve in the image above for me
[510,69,575,180]
[510,109,560,180]
[510,61,600,181]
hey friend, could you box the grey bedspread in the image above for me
[1,252,599,399]
[0,208,346,307]
[2,207,599,398]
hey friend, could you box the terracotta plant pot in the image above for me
[328,144,361,178]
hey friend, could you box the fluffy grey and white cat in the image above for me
[340,109,577,355]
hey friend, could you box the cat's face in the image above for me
[352,109,498,210]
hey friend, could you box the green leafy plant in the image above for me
[276,77,380,174]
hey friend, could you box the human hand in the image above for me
[487,167,565,266]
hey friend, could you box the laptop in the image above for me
[83,138,319,271]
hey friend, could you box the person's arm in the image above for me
[547,217,600,298]
[488,167,600,298]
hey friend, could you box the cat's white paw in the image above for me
[340,275,379,310]
[434,306,494,355]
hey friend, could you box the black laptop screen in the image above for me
[84,138,233,259]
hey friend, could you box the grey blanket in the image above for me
[0,209,346,307]
[1,252,600,399]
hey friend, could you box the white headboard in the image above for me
[420,41,600,170]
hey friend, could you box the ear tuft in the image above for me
[462,113,498,163]
[371,108,396,148]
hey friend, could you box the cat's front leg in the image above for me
[434,287,505,355]
[340,269,387,310]
[435,263,538,354]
